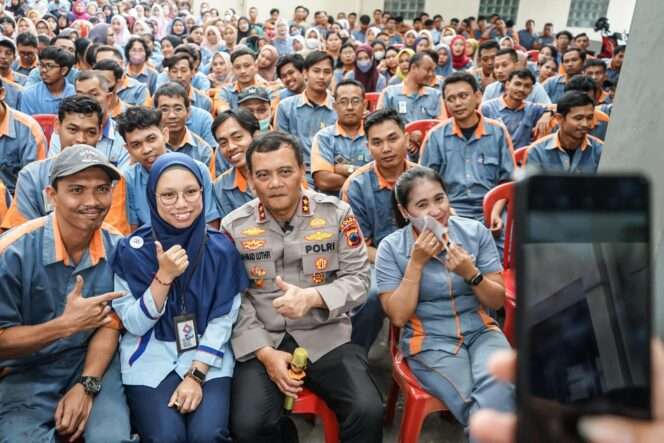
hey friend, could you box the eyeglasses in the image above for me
[336,97,363,107]
[39,62,61,71]
[158,187,202,205]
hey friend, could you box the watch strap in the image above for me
[78,376,102,396]
[185,368,206,385]
[465,271,484,286]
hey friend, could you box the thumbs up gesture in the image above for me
[155,241,189,283]
[272,276,323,319]
[61,275,125,334]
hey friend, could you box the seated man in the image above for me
[341,109,415,351]
[0,145,133,443]
[115,106,220,230]
[2,95,131,234]
[156,44,212,92]
[237,86,273,132]
[91,59,130,119]
[312,79,371,196]
[480,69,549,148]
[223,132,383,443]
[48,70,130,167]
[0,36,28,86]
[25,35,80,87]
[154,82,216,175]
[525,91,602,174]
[273,53,306,110]
[420,72,514,231]
[20,46,76,115]
[0,78,48,194]
[216,48,271,112]
[13,32,39,77]
[164,52,213,113]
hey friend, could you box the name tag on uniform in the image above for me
[398,100,407,114]
[174,314,198,353]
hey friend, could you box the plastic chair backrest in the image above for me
[482,181,515,269]
[33,114,57,147]
[527,50,540,62]
[405,119,441,140]
[365,92,380,112]
[514,146,529,168]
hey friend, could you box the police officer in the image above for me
[223,132,383,443]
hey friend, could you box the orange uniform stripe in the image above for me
[0,216,48,255]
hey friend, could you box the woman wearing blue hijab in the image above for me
[435,44,454,78]
[111,153,248,442]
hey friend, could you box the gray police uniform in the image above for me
[222,189,383,443]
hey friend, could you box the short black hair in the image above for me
[540,44,559,61]
[75,70,113,91]
[409,50,436,69]
[574,32,588,40]
[16,32,38,48]
[230,48,257,63]
[212,108,259,141]
[276,53,304,78]
[303,51,334,70]
[153,82,190,108]
[334,79,365,97]
[565,75,599,96]
[556,30,573,40]
[95,44,123,62]
[93,59,124,81]
[75,38,90,63]
[246,131,304,172]
[164,52,194,70]
[175,43,201,63]
[160,35,183,48]
[125,36,151,60]
[58,95,103,126]
[270,8,279,15]
[364,108,405,136]
[478,40,500,57]
[39,46,75,72]
[583,58,607,72]
[37,35,50,47]
[614,45,626,56]
[507,68,536,84]
[85,43,101,68]
[442,71,479,97]
[115,106,163,140]
[563,47,586,62]
[556,90,595,116]
[359,14,370,25]
[393,166,446,228]
[495,48,518,63]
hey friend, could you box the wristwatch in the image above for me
[346,165,356,175]
[78,376,102,396]
[465,271,484,286]
[185,367,206,386]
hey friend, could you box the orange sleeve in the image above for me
[106,178,131,235]
[1,194,28,230]
[102,312,124,331]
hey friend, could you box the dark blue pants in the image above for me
[126,372,232,443]
[351,265,386,352]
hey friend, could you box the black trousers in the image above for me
[230,335,384,443]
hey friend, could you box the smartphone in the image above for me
[515,174,652,443]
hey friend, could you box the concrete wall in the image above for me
[598,0,664,336]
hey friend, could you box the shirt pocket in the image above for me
[243,260,276,290]
[301,252,340,287]
[477,155,500,183]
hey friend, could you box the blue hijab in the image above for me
[435,44,454,78]
[111,153,248,342]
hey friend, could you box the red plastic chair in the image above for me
[527,50,540,62]
[513,146,529,168]
[483,181,517,346]
[384,325,447,443]
[365,92,380,112]
[293,387,340,443]
[33,114,57,147]
[405,119,442,154]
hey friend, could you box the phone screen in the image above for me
[516,175,652,443]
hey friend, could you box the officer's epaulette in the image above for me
[223,200,257,223]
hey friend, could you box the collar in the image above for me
[450,112,488,139]
[299,90,334,109]
[102,118,115,139]
[46,213,106,267]
[169,128,195,150]
[19,59,38,70]
[128,64,149,77]
[117,76,130,92]
[374,160,415,190]
[233,78,259,92]
[401,82,427,97]
[2,71,16,83]
[550,131,589,152]
[499,95,526,111]
[0,106,13,138]
[597,90,610,104]
[232,167,248,192]
[255,189,315,223]
[335,123,365,139]
[110,99,127,118]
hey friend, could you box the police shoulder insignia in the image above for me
[241,239,266,250]
[242,226,266,237]
[305,231,334,241]
[340,215,363,248]
[309,217,327,228]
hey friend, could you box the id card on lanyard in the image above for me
[154,229,207,353]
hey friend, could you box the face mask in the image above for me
[306,38,319,49]
[374,51,385,60]
[357,60,373,73]
[259,118,270,132]
[239,25,249,32]
[129,53,146,64]
[291,29,300,36]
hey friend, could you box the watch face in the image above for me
[81,377,101,394]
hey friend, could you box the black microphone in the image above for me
[282,221,294,233]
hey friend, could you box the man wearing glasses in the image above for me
[20,46,75,115]
[311,79,371,196]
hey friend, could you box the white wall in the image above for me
[201,0,635,37]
